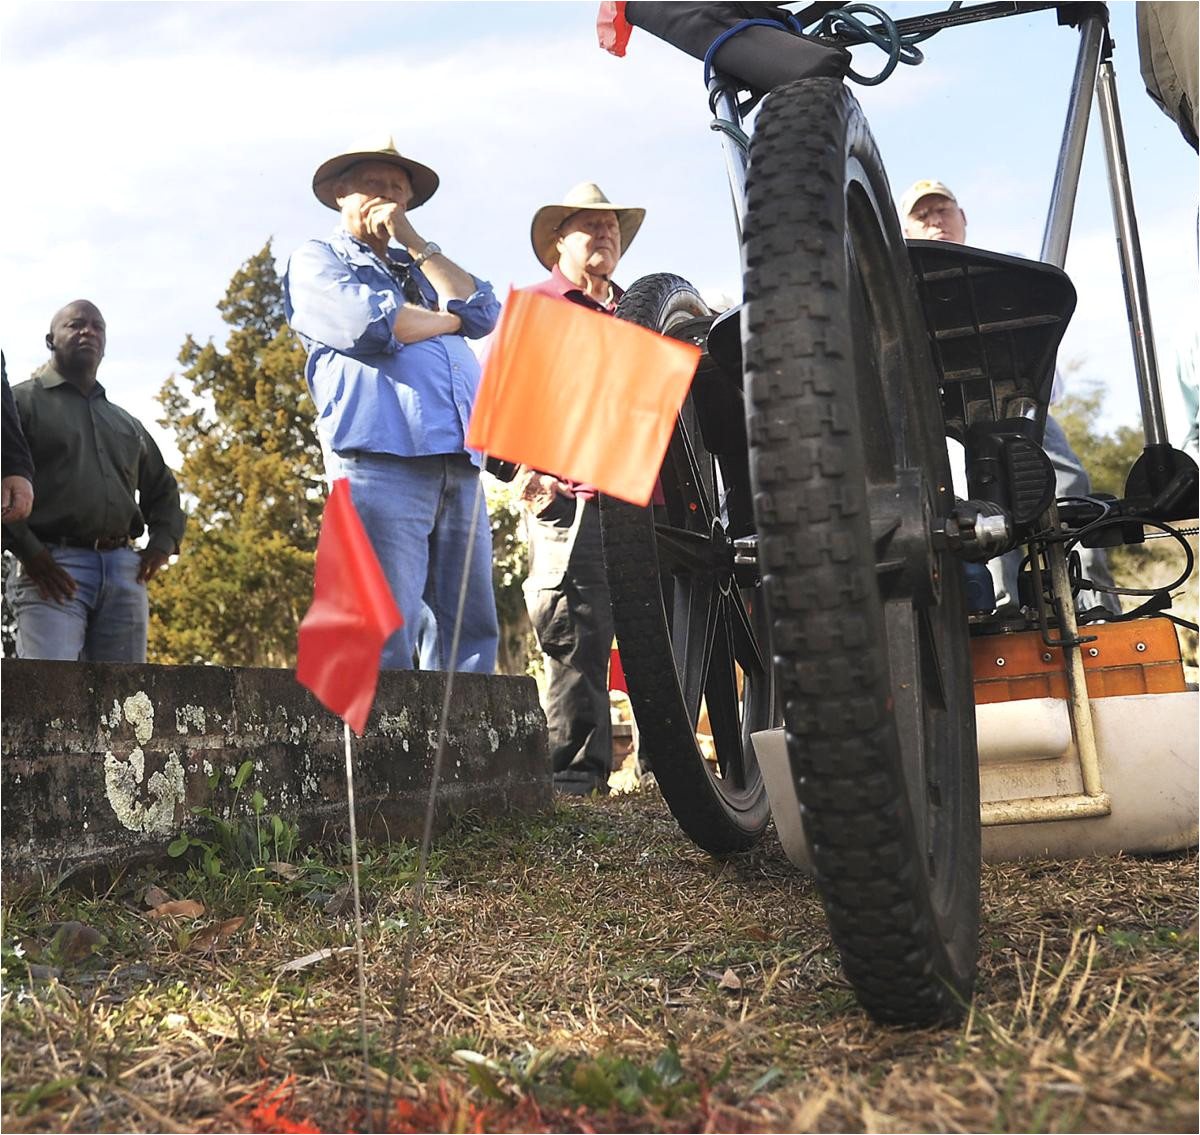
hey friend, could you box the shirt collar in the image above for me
[35,362,106,398]
[333,226,408,271]
[546,264,622,311]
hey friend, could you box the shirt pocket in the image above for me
[97,409,145,490]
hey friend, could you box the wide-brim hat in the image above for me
[899,178,958,220]
[530,182,646,270]
[312,135,440,211]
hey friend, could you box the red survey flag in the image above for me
[296,478,403,735]
[467,288,701,506]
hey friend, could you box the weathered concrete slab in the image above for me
[1,660,550,884]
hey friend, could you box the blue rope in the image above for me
[702,15,806,87]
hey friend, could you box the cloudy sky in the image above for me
[2,0,1196,467]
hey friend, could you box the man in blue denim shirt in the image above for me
[285,138,501,672]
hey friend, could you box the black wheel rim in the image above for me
[845,172,967,926]
[653,407,771,797]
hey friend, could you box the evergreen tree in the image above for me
[150,242,324,666]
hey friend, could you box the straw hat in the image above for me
[530,182,646,270]
[312,136,440,211]
[899,178,958,219]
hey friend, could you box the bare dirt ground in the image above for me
[2,787,1196,1133]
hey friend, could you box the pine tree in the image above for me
[149,242,324,666]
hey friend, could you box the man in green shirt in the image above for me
[4,300,185,661]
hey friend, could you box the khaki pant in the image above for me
[523,496,614,793]
[1137,1,1199,151]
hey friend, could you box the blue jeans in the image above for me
[8,546,149,661]
[324,450,499,673]
[990,414,1121,615]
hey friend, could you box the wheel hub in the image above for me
[710,516,736,595]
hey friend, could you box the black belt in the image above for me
[43,535,131,551]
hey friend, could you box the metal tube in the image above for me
[1096,59,1169,446]
[1040,14,1106,267]
[1032,13,1109,826]
[982,791,1112,826]
[709,85,748,241]
[1043,505,1106,800]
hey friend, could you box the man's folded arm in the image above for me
[445,280,501,339]
[285,242,402,354]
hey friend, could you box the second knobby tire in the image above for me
[600,273,774,853]
[742,79,981,1025]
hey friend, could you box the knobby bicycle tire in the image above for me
[743,79,980,1024]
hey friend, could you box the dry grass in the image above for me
[2,789,1196,1134]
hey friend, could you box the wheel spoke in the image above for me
[654,523,714,576]
[662,415,715,530]
[672,574,717,722]
[703,613,745,784]
[727,588,766,678]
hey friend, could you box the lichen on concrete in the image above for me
[175,705,207,735]
[123,691,155,746]
[103,748,186,836]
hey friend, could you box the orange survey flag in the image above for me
[467,288,701,506]
[296,478,403,735]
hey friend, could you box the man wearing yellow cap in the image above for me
[900,179,1120,616]
[285,139,501,672]
[515,183,646,795]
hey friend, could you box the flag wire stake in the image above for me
[377,461,489,1130]
[343,720,374,1131]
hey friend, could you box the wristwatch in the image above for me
[411,242,441,269]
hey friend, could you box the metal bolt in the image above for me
[1087,647,1099,657]
[1041,652,1053,663]
[1135,642,1147,653]
[995,657,1006,667]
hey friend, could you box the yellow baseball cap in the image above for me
[899,179,957,219]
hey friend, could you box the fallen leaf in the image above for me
[718,967,742,993]
[265,861,300,880]
[188,916,246,953]
[46,921,107,963]
[323,883,354,916]
[279,947,354,973]
[143,884,171,909]
[148,900,206,921]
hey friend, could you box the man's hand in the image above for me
[137,549,170,584]
[21,549,77,603]
[519,469,575,516]
[363,197,422,250]
[1,475,34,522]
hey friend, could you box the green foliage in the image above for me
[167,760,299,878]
[556,1045,708,1116]
[1053,380,1145,500]
[150,242,324,667]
